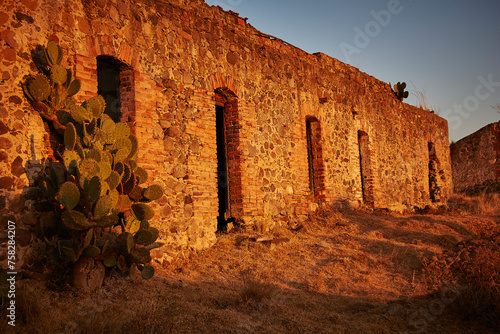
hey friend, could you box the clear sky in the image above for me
[206,0,500,142]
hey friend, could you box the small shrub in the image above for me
[239,273,275,305]
[477,193,500,215]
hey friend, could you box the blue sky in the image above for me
[206,0,500,142]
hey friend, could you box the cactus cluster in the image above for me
[391,81,409,101]
[22,40,81,132]
[24,41,163,281]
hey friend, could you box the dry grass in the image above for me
[239,273,276,307]
[412,83,440,114]
[448,193,500,215]
[1,204,499,333]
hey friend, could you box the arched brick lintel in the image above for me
[86,35,139,69]
[207,72,239,98]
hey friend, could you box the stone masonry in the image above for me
[0,0,452,266]
[451,122,500,195]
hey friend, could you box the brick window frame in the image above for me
[358,130,375,206]
[96,55,135,123]
[306,116,325,199]
[214,88,243,220]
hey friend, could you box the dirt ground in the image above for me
[2,207,499,334]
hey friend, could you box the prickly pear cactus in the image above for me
[391,81,410,101]
[22,40,82,132]
[23,41,164,287]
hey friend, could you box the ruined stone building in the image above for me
[0,0,452,263]
[451,122,500,195]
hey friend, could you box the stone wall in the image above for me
[0,0,452,266]
[451,122,500,194]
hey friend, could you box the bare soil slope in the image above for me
[2,207,499,333]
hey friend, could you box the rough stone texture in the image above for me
[451,122,500,194]
[0,0,452,265]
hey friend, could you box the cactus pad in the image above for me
[131,203,155,221]
[116,194,133,212]
[57,182,80,210]
[83,228,94,248]
[148,227,159,245]
[114,147,131,163]
[103,256,117,267]
[392,81,409,101]
[101,150,113,164]
[139,220,150,230]
[70,105,92,123]
[79,158,100,179]
[45,40,63,66]
[141,265,155,279]
[128,159,138,172]
[86,148,102,162]
[100,161,112,181]
[114,123,130,140]
[94,195,113,220]
[129,263,138,278]
[84,95,106,118]
[82,245,100,258]
[112,137,132,152]
[122,172,137,195]
[108,189,119,208]
[27,74,51,102]
[106,171,121,190]
[100,181,110,197]
[56,109,74,126]
[67,79,81,97]
[125,233,134,253]
[143,184,163,201]
[102,119,116,144]
[96,214,119,228]
[63,150,80,175]
[134,229,153,246]
[87,175,102,203]
[135,167,148,184]
[128,135,138,160]
[64,122,77,151]
[50,64,68,85]
[61,210,92,230]
[113,161,124,175]
[126,216,141,234]
[128,185,144,202]
[130,248,151,265]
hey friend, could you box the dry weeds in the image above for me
[448,193,500,215]
[1,200,499,333]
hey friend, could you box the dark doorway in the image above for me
[97,56,121,122]
[358,131,373,205]
[306,117,324,198]
[428,142,440,202]
[215,89,240,231]
[216,100,230,231]
[306,119,316,194]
